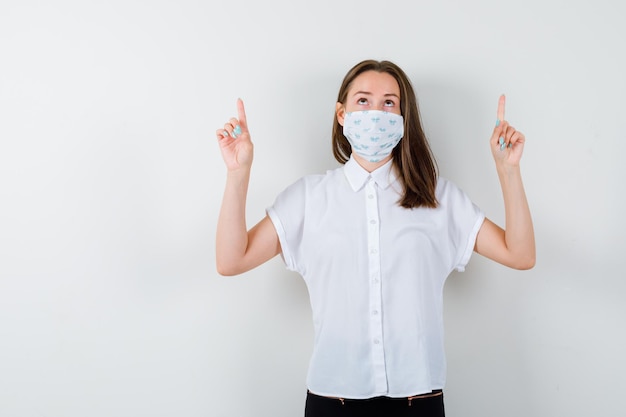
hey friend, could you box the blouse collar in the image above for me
[343,155,398,192]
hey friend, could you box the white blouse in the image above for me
[267,156,484,399]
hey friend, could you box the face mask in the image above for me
[342,110,404,163]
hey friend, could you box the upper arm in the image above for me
[246,214,281,265]
[220,215,281,276]
[474,217,533,270]
[474,217,511,266]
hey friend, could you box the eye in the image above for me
[384,99,395,107]
[357,97,368,105]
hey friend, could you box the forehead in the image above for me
[348,70,400,96]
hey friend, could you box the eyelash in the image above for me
[357,98,396,107]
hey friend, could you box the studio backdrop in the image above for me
[1,1,624,416]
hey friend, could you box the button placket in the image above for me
[365,177,388,393]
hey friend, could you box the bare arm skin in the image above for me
[215,99,281,276]
[474,95,536,270]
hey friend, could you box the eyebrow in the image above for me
[352,90,400,99]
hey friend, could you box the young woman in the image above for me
[215,60,535,417]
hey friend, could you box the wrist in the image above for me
[495,161,521,177]
[226,164,252,177]
[225,166,252,187]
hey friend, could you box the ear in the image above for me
[336,102,346,126]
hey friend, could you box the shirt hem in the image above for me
[307,386,445,400]
[266,207,294,271]
[455,212,486,272]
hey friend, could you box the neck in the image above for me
[352,153,393,173]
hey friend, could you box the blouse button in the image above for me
[369,219,377,225]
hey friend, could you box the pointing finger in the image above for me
[497,94,506,123]
[236,98,248,130]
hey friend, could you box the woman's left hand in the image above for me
[490,95,525,169]
[476,94,536,270]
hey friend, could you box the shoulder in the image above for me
[280,165,345,194]
[275,165,345,202]
[435,177,474,208]
[436,176,463,197]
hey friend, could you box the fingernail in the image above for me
[508,143,513,148]
[499,137,504,145]
[223,130,230,137]
[233,125,242,136]
[496,119,500,127]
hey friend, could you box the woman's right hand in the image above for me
[216,98,253,171]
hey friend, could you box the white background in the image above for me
[1,1,625,416]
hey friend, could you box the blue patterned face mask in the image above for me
[343,110,404,163]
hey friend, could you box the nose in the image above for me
[373,102,385,111]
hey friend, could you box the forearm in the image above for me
[216,168,251,275]
[497,165,536,267]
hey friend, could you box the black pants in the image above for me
[304,390,445,417]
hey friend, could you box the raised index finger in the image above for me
[497,94,506,122]
[236,98,248,130]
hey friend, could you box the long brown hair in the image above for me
[332,60,438,209]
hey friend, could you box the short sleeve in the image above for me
[266,178,306,273]
[439,179,485,272]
